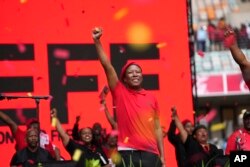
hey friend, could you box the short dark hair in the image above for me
[192,124,207,136]
[243,110,250,120]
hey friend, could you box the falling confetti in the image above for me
[60,3,65,10]
[62,75,67,85]
[181,72,185,78]
[72,149,82,161]
[65,18,70,27]
[123,137,129,143]
[148,117,153,122]
[51,117,57,127]
[204,108,217,123]
[17,43,26,53]
[119,46,126,53]
[114,8,129,20]
[36,76,43,80]
[156,42,167,48]
[53,48,70,59]
[210,122,226,131]
[197,50,204,57]
[27,92,32,97]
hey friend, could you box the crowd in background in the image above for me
[195,18,250,52]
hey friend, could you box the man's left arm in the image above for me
[154,114,166,167]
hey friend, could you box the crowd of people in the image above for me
[196,18,250,52]
[0,27,250,167]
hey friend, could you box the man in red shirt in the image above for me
[0,111,61,160]
[92,27,165,167]
[224,27,250,89]
[225,110,250,154]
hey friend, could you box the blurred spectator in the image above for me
[207,20,216,51]
[51,108,110,167]
[167,118,194,167]
[196,25,208,52]
[238,23,248,48]
[225,110,250,154]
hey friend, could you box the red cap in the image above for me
[182,119,192,126]
[26,118,39,128]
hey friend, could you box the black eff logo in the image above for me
[230,151,250,167]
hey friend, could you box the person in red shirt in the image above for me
[92,27,165,167]
[224,27,250,89]
[0,111,61,160]
[225,110,250,154]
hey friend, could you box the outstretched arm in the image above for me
[167,120,178,145]
[72,115,80,141]
[171,107,188,144]
[224,27,250,83]
[102,100,117,129]
[51,108,70,147]
[0,111,18,136]
[92,28,119,90]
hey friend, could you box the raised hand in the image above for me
[171,106,177,119]
[50,108,57,118]
[224,27,237,48]
[92,27,102,40]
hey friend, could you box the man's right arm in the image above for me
[92,28,119,90]
[167,120,177,145]
[171,107,188,144]
[225,28,250,83]
[51,108,70,147]
[0,111,18,135]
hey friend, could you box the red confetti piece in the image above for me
[36,76,43,80]
[65,18,70,27]
[119,46,126,53]
[53,48,70,59]
[197,50,204,57]
[224,34,236,48]
[62,75,67,85]
[181,72,185,78]
[48,95,53,102]
[204,108,217,123]
[17,43,26,53]
[60,3,64,10]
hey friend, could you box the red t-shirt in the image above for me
[112,81,160,155]
[225,128,250,155]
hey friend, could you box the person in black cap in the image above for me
[225,110,250,154]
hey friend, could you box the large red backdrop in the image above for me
[0,0,193,166]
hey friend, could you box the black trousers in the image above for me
[116,150,162,167]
